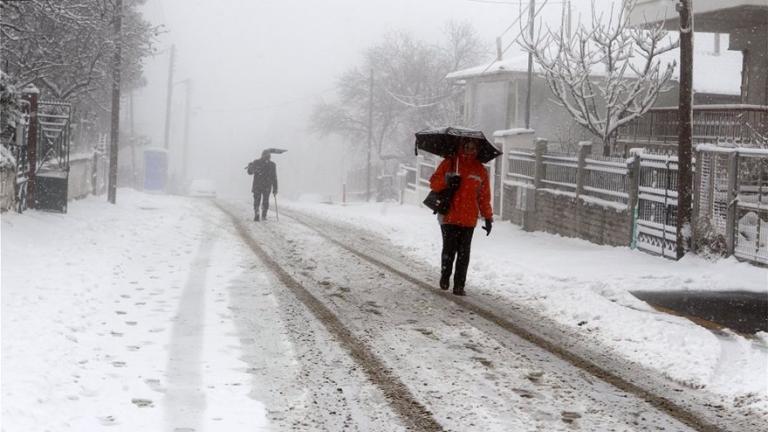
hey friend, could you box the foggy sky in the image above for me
[130,0,724,200]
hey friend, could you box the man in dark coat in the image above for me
[247,150,278,221]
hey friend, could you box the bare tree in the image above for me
[1,0,158,100]
[521,0,678,155]
[311,23,486,161]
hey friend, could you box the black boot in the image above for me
[439,274,450,290]
[254,214,260,222]
[452,285,465,296]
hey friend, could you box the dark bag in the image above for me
[423,188,456,215]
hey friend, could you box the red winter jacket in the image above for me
[429,155,493,227]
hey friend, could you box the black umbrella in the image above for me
[264,148,287,154]
[414,126,502,164]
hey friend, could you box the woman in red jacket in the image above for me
[429,138,493,296]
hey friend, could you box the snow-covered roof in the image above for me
[445,56,541,81]
[446,48,742,96]
[680,50,742,96]
[493,128,534,137]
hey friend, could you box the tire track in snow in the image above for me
[164,229,214,431]
[216,202,444,432]
[277,207,729,432]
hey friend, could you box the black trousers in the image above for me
[253,190,270,218]
[440,224,475,288]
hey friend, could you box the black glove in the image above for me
[447,174,461,190]
[482,218,493,236]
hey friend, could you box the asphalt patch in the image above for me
[631,290,768,334]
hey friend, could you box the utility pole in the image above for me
[129,89,134,136]
[181,79,191,185]
[676,0,694,259]
[163,44,175,150]
[108,0,123,204]
[366,68,374,202]
[524,0,535,129]
[129,89,137,188]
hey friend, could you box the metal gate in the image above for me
[635,152,679,258]
[694,147,768,265]
[14,92,72,213]
[35,100,72,212]
[734,152,768,264]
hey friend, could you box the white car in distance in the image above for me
[188,179,217,198]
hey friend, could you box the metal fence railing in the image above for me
[618,104,768,147]
[506,151,536,187]
[418,161,435,188]
[583,155,630,204]
[541,153,578,192]
[635,152,679,258]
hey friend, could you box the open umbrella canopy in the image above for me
[414,126,502,164]
[264,148,287,154]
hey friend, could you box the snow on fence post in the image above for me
[691,147,703,252]
[533,138,548,190]
[575,141,592,198]
[725,152,739,255]
[627,149,642,248]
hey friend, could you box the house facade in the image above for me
[629,0,768,106]
[621,0,768,149]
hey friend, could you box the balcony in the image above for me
[617,104,768,152]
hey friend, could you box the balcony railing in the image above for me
[617,104,768,148]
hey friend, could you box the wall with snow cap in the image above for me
[0,167,14,212]
[502,185,632,247]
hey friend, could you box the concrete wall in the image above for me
[502,184,632,247]
[0,151,107,212]
[0,168,14,211]
[69,155,96,199]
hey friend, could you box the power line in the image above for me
[478,0,550,75]
[465,0,562,5]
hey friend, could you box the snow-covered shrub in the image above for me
[694,216,728,258]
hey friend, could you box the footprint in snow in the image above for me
[526,371,545,383]
[131,398,154,408]
[144,378,165,393]
[561,411,581,423]
[512,388,542,399]
[97,415,118,425]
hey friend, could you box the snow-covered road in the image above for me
[219,200,699,431]
[2,190,765,431]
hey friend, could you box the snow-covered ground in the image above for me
[2,190,766,431]
[286,197,768,414]
[1,191,270,431]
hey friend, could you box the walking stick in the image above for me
[274,193,279,221]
